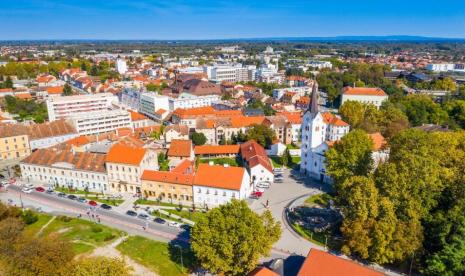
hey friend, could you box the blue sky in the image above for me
[1,0,464,40]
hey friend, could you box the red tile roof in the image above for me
[106,144,146,165]
[193,164,246,190]
[249,267,279,276]
[141,170,194,186]
[322,112,349,127]
[342,87,387,97]
[128,110,148,121]
[46,86,64,94]
[298,249,384,276]
[240,140,273,173]
[167,139,192,158]
[230,116,266,128]
[194,145,240,155]
[368,132,387,151]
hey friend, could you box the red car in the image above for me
[250,191,263,199]
[88,200,98,207]
[35,187,45,192]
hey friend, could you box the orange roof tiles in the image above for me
[230,116,266,128]
[46,86,64,94]
[298,249,384,276]
[240,140,273,173]
[106,144,146,165]
[322,112,349,127]
[15,93,32,100]
[249,267,279,276]
[141,170,194,186]
[278,112,302,124]
[368,132,387,151]
[342,87,387,97]
[173,106,216,118]
[193,164,246,190]
[167,139,192,157]
[194,145,240,155]
[128,110,148,121]
[66,135,91,147]
[170,159,195,174]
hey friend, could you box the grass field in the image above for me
[200,157,239,167]
[31,215,124,254]
[135,199,190,208]
[85,196,124,206]
[304,193,333,208]
[167,209,206,223]
[55,187,100,196]
[117,236,189,276]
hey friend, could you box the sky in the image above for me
[1,0,465,40]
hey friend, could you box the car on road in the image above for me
[77,197,87,203]
[126,210,137,217]
[250,191,263,199]
[57,192,67,197]
[88,200,98,207]
[137,213,150,220]
[274,178,284,183]
[46,188,54,194]
[256,182,271,188]
[67,194,77,200]
[1,180,9,187]
[153,217,166,224]
[35,187,45,192]
[22,187,33,193]
[100,204,112,210]
[168,221,182,228]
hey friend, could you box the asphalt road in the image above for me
[1,184,188,244]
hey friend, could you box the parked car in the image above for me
[256,182,271,188]
[35,187,45,192]
[57,192,67,197]
[137,213,150,220]
[46,188,54,194]
[88,200,98,207]
[168,221,182,228]
[100,204,112,210]
[250,191,263,199]
[67,194,77,200]
[154,217,166,224]
[274,178,284,183]
[22,187,33,194]
[126,210,137,217]
[77,197,87,203]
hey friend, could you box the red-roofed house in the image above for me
[167,139,194,166]
[240,140,274,186]
[298,249,384,276]
[193,163,252,207]
[341,86,388,109]
[106,143,158,193]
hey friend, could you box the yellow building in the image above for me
[0,124,31,161]
[141,160,194,205]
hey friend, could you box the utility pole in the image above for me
[175,245,183,272]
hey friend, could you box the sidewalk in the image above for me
[113,194,138,213]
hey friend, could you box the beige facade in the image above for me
[141,180,193,205]
[0,134,30,161]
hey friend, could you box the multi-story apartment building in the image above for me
[69,109,132,136]
[46,93,118,121]
[340,87,388,109]
[139,93,170,120]
[272,86,312,100]
[106,143,158,194]
[204,64,254,83]
[20,148,109,193]
[121,87,143,111]
[0,125,30,161]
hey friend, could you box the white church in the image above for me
[300,82,350,183]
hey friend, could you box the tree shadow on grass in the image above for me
[168,230,198,274]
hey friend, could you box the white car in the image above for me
[22,187,33,194]
[256,182,271,188]
[168,221,182,228]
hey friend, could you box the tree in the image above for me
[191,200,281,275]
[281,148,292,167]
[339,100,366,128]
[4,76,13,89]
[398,95,448,126]
[246,124,276,149]
[444,100,465,129]
[63,83,73,96]
[192,132,207,146]
[325,129,374,186]
[71,257,132,276]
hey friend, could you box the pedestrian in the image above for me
[91,214,95,220]
[142,226,146,231]
[97,217,101,223]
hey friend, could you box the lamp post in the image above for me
[175,244,183,272]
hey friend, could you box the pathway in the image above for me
[36,215,56,237]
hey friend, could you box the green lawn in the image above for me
[292,223,341,250]
[151,210,184,223]
[85,196,124,206]
[200,157,239,167]
[167,209,206,223]
[23,213,54,236]
[305,193,333,208]
[135,199,190,208]
[270,156,283,168]
[55,187,100,196]
[286,143,300,150]
[37,216,124,254]
[116,236,189,276]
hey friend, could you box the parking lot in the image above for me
[249,167,325,256]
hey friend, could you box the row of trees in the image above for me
[218,124,276,149]
[0,203,131,275]
[4,95,48,123]
[325,129,465,274]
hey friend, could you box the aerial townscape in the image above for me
[1,1,465,276]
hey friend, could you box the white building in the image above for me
[240,140,274,185]
[426,63,455,72]
[139,93,170,120]
[20,148,109,193]
[307,60,333,70]
[341,87,389,109]
[204,64,253,83]
[121,87,143,111]
[193,164,252,208]
[46,93,118,121]
[116,59,128,74]
[69,109,132,136]
[300,83,350,183]
[169,93,221,110]
[273,86,312,100]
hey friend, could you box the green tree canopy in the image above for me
[246,124,276,148]
[191,200,281,275]
[192,132,207,146]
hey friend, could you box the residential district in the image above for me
[1,42,465,276]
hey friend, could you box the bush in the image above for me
[91,226,103,233]
[21,210,38,225]
[57,215,72,222]
[103,234,115,242]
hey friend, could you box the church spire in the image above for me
[310,81,319,115]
